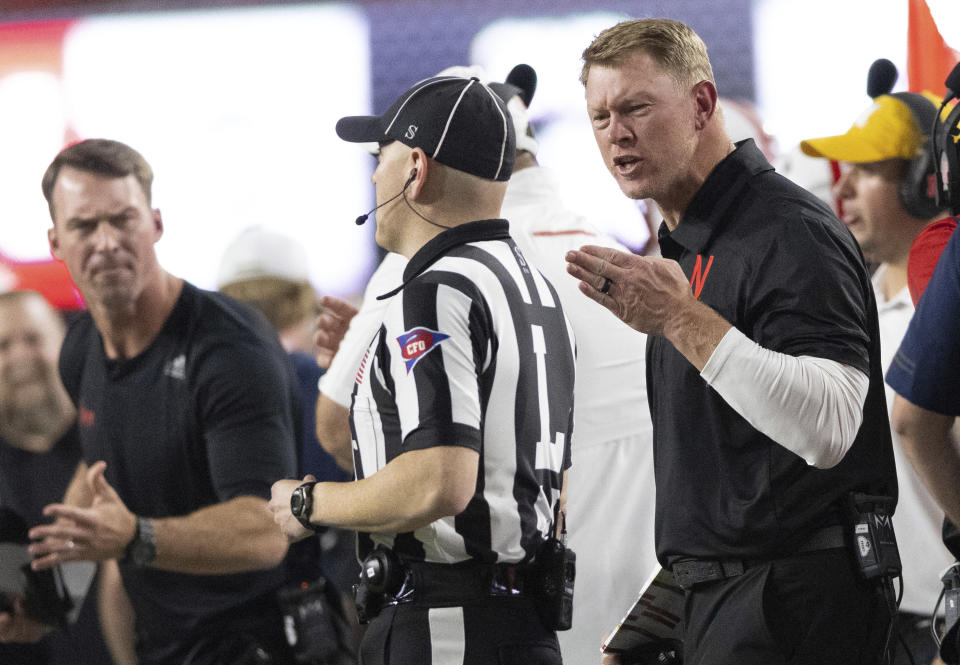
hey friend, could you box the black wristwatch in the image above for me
[124,516,156,567]
[290,481,321,531]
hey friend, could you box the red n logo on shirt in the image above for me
[78,406,95,427]
[689,254,714,299]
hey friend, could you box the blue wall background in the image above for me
[4,0,756,112]
[359,0,754,112]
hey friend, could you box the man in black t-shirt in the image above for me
[26,140,298,665]
[568,18,896,665]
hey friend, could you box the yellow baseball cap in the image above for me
[801,95,926,163]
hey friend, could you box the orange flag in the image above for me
[908,0,960,93]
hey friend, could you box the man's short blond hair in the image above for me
[220,277,317,333]
[580,18,715,89]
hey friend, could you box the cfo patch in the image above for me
[396,327,449,373]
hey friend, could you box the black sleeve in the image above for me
[194,339,298,501]
[745,212,871,373]
[58,315,94,407]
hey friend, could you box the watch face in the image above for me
[291,489,305,516]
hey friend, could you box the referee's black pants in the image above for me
[682,548,890,665]
[359,594,561,665]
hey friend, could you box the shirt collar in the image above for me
[377,219,510,300]
[871,265,913,312]
[659,139,774,257]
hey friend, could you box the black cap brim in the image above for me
[335,115,386,144]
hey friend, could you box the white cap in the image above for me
[217,226,311,287]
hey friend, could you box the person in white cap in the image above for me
[217,227,361,633]
[217,226,320,355]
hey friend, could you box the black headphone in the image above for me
[889,91,942,219]
[933,61,960,216]
[939,103,960,216]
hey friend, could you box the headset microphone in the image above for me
[355,169,418,225]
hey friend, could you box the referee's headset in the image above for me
[354,169,419,226]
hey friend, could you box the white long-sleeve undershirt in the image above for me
[700,327,869,468]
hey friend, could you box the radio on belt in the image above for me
[846,492,901,580]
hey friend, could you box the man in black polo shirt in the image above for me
[27,139,298,665]
[567,18,896,665]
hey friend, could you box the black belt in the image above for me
[671,525,846,591]
[400,560,528,605]
[354,548,535,623]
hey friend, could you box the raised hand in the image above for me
[315,296,359,368]
[28,461,136,570]
[565,245,693,336]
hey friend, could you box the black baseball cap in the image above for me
[336,76,516,181]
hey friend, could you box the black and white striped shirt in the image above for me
[350,219,575,565]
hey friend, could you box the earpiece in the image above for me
[891,92,941,220]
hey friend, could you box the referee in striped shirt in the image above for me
[269,75,576,665]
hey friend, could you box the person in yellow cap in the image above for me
[802,93,946,275]
[802,92,953,665]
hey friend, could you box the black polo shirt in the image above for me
[649,140,896,566]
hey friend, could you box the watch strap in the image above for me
[123,516,157,567]
[291,481,321,531]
